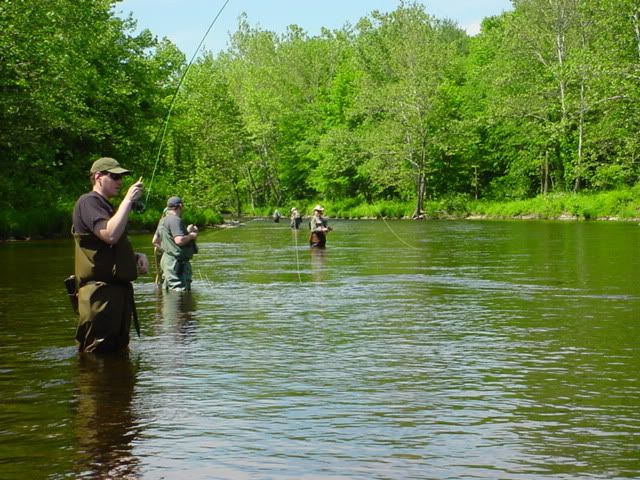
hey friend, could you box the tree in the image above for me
[353,1,467,215]
[0,0,183,209]
[575,0,640,189]
[163,55,253,216]
[223,15,286,208]
[492,0,640,194]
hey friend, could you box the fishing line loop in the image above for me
[381,216,420,250]
[144,0,232,204]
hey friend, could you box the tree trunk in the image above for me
[260,139,282,206]
[543,150,549,195]
[234,185,242,218]
[244,166,258,211]
[633,8,640,61]
[573,73,586,193]
[413,171,425,218]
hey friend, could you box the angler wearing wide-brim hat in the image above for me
[290,207,302,230]
[309,204,332,248]
[71,157,149,353]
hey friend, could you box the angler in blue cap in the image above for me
[153,196,199,292]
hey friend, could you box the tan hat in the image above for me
[313,205,324,212]
[90,157,129,174]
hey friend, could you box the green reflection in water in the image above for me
[0,220,638,479]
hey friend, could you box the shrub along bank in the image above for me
[264,187,640,223]
[1,187,638,240]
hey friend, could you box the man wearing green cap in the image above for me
[154,196,198,292]
[72,157,149,353]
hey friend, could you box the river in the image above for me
[0,219,639,479]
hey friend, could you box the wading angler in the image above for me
[70,157,149,353]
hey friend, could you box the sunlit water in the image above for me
[1,219,639,479]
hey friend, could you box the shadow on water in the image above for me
[158,290,197,340]
[309,246,328,283]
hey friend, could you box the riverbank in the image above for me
[264,187,640,223]
[2,187,639,241]
[0,204,224,242]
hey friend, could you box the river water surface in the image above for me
[1,219,639,479]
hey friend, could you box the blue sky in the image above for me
[113,0,513,57]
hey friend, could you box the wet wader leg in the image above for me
[161,254,188,291]
[309,232,326,248]
[76,283,132,353]
[182,261,193,291]
[154,247,163,285]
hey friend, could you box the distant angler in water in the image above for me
[309,205,332,248]
[290,207,302,230]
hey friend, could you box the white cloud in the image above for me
[463,20,482,36]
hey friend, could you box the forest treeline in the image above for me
[1,0,639,237]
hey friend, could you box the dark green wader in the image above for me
[74,231,138,354]
[76,282,137,353]
[309,231,326,248]
[158,219,197,292]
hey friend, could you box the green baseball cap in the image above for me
[90,157,130,174]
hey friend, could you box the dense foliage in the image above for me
[0,0,184,235]
[171,0,640,218]
[1,0,638,237]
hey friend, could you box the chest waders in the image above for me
[309,217,329,248]
[158,220,196,291]
[73,231,140,352]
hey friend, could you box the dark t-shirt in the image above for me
[73,191,114,235]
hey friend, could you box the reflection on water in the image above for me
[309,246,328,282]
[0,220,639,479]
[73,353,139,479]
[160,290,197,340]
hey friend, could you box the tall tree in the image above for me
[353,1,467,215]
[577,0,640,189]
[0,0,182,208]
[163,55,253,216]
[224,15,286,207]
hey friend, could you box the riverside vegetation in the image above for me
[1,0,639,239]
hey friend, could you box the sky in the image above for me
[113,0,513,57]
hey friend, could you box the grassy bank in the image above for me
[0,203,223,241]
[467,187,640,221]
[2,187,638,240]
[264,186,640,222]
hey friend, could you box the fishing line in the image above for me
[197,268,214,290]
[292,229,302,283]
[141,0,231,291]
[143,0,232,205]
[381,216,420,250]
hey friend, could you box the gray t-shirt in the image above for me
[158,214,196,260]
[162,214,187,239]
